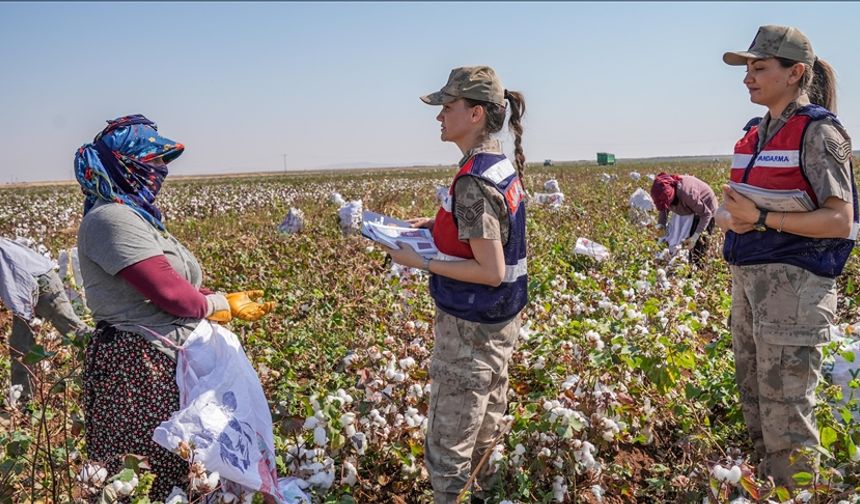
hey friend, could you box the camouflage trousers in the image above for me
[425,310,520,504]
[730,263,836,488]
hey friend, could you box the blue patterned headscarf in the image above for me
[74,114,184,231]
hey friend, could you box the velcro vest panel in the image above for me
[724,104,859,278]
[430,153,528,324]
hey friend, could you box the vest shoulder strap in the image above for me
[743,117,762,132]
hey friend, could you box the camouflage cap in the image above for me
[723,25,815,68]
[420,66,505,107]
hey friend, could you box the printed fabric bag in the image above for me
[152,320,309,503]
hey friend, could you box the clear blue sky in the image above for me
[1,2,858,182]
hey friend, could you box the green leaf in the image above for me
[775,486,791,501]
[22,344,55,365]
[841,350,857,363]
[791,471,814,486]
[820,426,838,450]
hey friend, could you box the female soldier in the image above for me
[75,115,273,500]
[717,26,858,487]
[650,172,718,267]
[384,66,527,503]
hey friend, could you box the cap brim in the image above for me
[723,50,770,66]
[420,91,457,105]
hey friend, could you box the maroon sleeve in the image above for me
[118,255,209,319]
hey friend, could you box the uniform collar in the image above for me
[458,138,502,167]
[757,94,811,148]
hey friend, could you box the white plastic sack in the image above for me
[153,321,308,503]
[629,188,656,211]
[329,191,346,207]
[544,179,560,193]
[660,213,694,248]
[278,208,305,234]
[338,200,363,236]
[629,171,641,181]
[574,237,610,261]
[532,192,565,208]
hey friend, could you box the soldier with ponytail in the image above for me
[384,66,528,502]
[717,25,858,488]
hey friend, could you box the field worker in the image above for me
[651,173,718,267]
[716,26,858,487]
[384,66,528,503]
[1,237,89,403]
[74,115,274,500]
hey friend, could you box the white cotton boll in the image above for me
[540,447,552,458]
[407,383,424,399]
[337,389,353,405]
[726,465,742,484]
[399,357,416,369]
[314,426,328,447]
[514,444,526,456]
[303,416,319,430]
[591,484,605,502]
[500,501,515,504]
[342,461,358,486]
[308,468,335,490]
[543,400,554,411]
[340,412,356,427]
[552,475,567,502]
[712,464,728,482]
[552,457,564,469]
[343,424,356,437]
[8,384,23,409]
[532,356,546,370]
[728,498,752,504]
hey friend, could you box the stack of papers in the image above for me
[728,182,815,212]
[361,211,438,259]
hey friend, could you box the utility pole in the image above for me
[282,154,287,172]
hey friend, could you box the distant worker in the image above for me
[651,173,718,267]
[1,237,89,403]
[384,66,528,503]
[717,25,858,487]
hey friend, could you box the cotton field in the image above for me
[1,161,859,503]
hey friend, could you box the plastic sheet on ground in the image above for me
[544,179,560,193]
[338,200,363,236]
[278,208,305,234]
[532,192,565,208]
[152,321,310,504]
[574,237,610,261]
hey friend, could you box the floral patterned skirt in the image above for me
[82,323,187,501]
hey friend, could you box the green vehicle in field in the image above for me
[597,152,616,165]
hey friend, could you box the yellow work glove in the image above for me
[205,294,232,323]
[226,290,276,321]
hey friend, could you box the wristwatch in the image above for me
[754,209,769,232]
